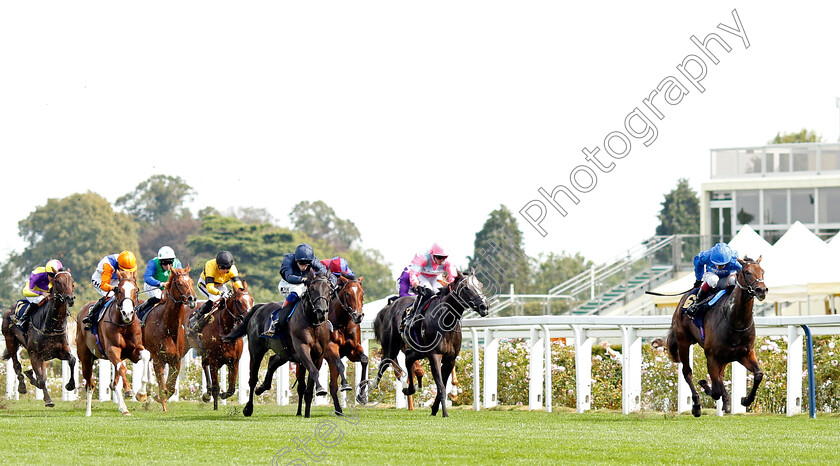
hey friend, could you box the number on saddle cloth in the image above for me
[13,301,28,319]
[264,301,299,339]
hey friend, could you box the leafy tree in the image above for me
[655,179,700,236]
[468,205,530,300]
[115,175,195,224]
[10,192,139,303]
[531,252,593,314]
[289,201,361,253]
[138,217,201,268]
[771,129,822,144]
[224,207,276,225]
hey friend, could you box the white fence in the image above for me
[6,315,840,416]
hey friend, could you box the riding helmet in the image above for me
[45,259,63,274]
[709,243,733,266]
[294,243,315,262]
[117,250,138,272]
[157,246,176,260]
[216,251,234,269]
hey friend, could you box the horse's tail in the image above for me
[1,349,9,361]
[373,303,388,344]
[223,308,255,341]
[665,330,679,363]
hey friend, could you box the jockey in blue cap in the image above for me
[685,242,742,317]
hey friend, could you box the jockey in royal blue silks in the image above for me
[685,242,743,318]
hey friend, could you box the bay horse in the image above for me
[373,271,489,417]
[1,269,76,407]
[137,267,196,412]
[225,270,331,418]
[75,269,144,416]
[666,256,768,416]
[326,276,368,413]
[184,283,253,410]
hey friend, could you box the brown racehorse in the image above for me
[137,267,196,412]
[666,256,768,417]
[184,283,253,410]
[325,276,368,413]
[2,269,76,407]
[76,269,144,416]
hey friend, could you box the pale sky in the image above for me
[2,2,839,280]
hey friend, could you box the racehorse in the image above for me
[325,276,368,413]
[184,283,253,410]
[2,269,76,407]
[75,269,144,416]
[137,267,196,412]
[666,256,768,416]
[373,271,489,417]
[225,270,331,418]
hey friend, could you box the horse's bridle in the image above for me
[335,280,363,324]
[222,289,251,326]
[735,263,765,297]
[168,272,197,309]
[450,275,487,311]
[51,271,75,307]
[303,276,331,326]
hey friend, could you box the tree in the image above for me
[532,252,593,314]
[138,217,201,268]
[10,192,139,303]
[115,175,195,224]
[289,201,361,253]
[468,205,530,300]
[771,129,822,144]
[655,179,700,236]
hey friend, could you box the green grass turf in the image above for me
[0,399,838,465]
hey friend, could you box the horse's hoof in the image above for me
[692,405,702,417]
[220,392,232,400]
[65,381,76,391]
[124,390,135,398]
[45,401,55,408]
[255,385,268,396]
[340,383,352,392]
[315,388,328,397]
[356,395,368,405]
[334,410,344,416]
[135,393,147,403]
[740,396,751,407]
[402,387,415,396]
[122,411,132,416]
[243,404,253,417]
[201,392,211,403]
[17,385,26,395]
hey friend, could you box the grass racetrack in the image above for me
[1,400,839,464]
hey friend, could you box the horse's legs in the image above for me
[39,359,55,407]
[5,336,26,394]
[428,353,446,417]
[738,349,764,408]
[355,349,369,405]
[328,356,343,415]
[61,343,77,392]
[210,363,220,411]
[105,346,130,415]
[152,358,168,411]
[222,358,238,399]
[295,343,327,397]
[403,355,418,398]
[256,354,283,396]
[78,348,95,417]
[296,364,306,417]
[165,359,181,398]
[243,345,268,417]
[678,342,702,417]
[201,360,212,403]
[304,359,319,419]
[441,358,456,404]
[136,350,151,402]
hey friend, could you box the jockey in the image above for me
[11,259,63,328]
[136,246,183,316]
[685,242,742,317]
[82,251,138,329]
[190,251,243,333]
[396,267,414,297]
[400,243,458,332]
[263,243,332,337]
[320,256,356,281]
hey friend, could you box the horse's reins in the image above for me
[30,271,74,336]
[304,278,331,326]
[729,262,764,332]
[334,281,363,327]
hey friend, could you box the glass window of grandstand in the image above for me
[818,187,840,223]
[820,144,840,172]
[737,149,762,175]
[763,190,787,225]
[763,229,785,245]
[735,190,759,225]
[712,150,738,178]
[792,147,818,172]
[790,189,815,224]
[765,148,791,174]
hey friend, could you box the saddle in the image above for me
[682,288,728,343]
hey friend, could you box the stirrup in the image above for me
[261,320,278,337]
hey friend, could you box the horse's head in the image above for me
[337,275,365,325]
[224,283,254,324]
[303,271,332,325]
[451,270,490,316]
[52,269,75,308]
[737,256,768,301]
[167,266,197,309]
[113,269,138,324]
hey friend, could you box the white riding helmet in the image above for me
[158,246,176,260]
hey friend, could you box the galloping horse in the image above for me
[2,269,76,407]
[373,271,489,417]
[666,256,768,416]
[326,276,367,412]
[225,270,332,418]
[76,269,144,416]
[137,267,196,412]
[184,284,253,410]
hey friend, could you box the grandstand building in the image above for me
[700,142,840,244]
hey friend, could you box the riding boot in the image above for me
[136,297,159,317]
[262,301,291,338]
[83,297,107,330]
[400,293,427,333]
[191,299,216,333]
[12,302,29,328]
[685,288,710,318]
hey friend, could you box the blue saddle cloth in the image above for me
[688,289,727,343]
[262,301,298,340]
[91,297,114,354]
